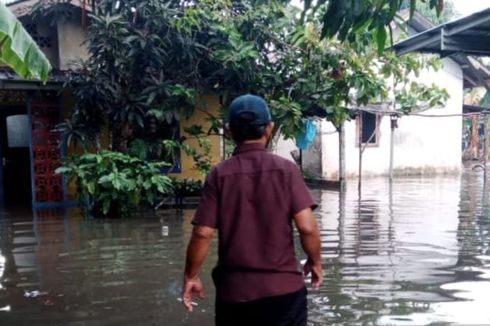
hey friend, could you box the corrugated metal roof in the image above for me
[0,66,67,90]
[394,8,490,57]
[394,8,490,89]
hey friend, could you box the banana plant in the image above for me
[0,2,51,82]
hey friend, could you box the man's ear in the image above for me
[265,122,275,138]
[224,123,232,139]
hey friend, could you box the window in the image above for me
[357,112,380,146]
[6,115,29,148]
[129,117,181,173]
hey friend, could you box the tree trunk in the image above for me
[469,114,480,160]
[112,122,133,152]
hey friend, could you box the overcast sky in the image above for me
[452,0,490,16]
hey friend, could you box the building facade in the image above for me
[0,1,221,208]
[320,58,464,179]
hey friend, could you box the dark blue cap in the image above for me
[228,94,272,125]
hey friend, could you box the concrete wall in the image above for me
[272,136,296,163]
[273,123,323,175]
[19,17,60,69]
[322,58,464,179]
[302,127,323,178]
[57,16,89,70]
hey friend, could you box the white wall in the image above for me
[322,58,464,180]
[393,59,463,175]
[273,136,297,163]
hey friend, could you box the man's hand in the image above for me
[303,259,323,289]
[182,225,214,312]
[293,207,323,290]
[182,275,205,312]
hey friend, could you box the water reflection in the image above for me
[0,208,216,325]
[309,172,490,325]
[0,171,489,325]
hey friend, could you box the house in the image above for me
[274,11,490,181]
[0,0,222,208]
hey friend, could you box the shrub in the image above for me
[56,150,173,217]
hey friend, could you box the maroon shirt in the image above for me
[192,143,316,302]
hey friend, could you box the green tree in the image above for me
[59,0,447,151]
[401,0,457,24]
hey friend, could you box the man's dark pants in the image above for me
[215,287,307,326]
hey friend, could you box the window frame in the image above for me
[356,112,381,147]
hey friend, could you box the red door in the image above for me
[31,93,64,206]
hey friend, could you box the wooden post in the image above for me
[358,111,377,195]
[470,114,480,160]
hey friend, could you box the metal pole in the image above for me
[389,115,398,181]
[358,112,363,194]
[339,122,346,185]
[389,124,394,181]
[484,115,490,179]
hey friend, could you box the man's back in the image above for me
[182,94,322,326]
[193,143,315,302]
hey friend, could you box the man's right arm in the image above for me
[293,207,323,289]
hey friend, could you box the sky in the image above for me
[452,0,490,16]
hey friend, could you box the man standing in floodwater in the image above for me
[181,94,323,326]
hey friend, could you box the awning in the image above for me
[393,8,490,57]
[0,66,66,90]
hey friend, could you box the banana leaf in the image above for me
[0,2,51,82]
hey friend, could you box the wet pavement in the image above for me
[1,170,490,325]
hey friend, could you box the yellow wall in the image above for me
[62,92,110,200]
[176,94,222,180]
[64,94,222,198]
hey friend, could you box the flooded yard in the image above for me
[1,170,490,325]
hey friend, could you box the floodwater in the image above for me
[0,171,490,325]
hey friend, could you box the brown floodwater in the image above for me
[1,170,490,325]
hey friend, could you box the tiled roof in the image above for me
[7,0,92,17]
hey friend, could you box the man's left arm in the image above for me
[182,168,219,312]
[182,225,215,312]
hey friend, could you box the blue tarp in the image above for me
[296,119,317,150]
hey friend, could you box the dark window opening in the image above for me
[359,112,379,145]
[129,117,181,173]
